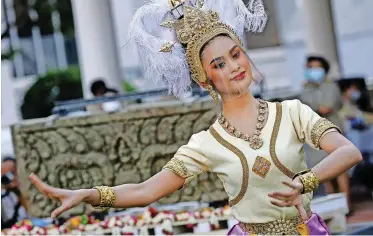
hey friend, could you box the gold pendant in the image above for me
[248,136,263,150]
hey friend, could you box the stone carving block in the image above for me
[12,100,228,217]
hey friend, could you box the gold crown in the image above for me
[168,0,185,8]
[160,5,243,84]
[161,6,220,45]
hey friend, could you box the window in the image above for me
[1,0,78,78]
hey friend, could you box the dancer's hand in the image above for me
[29,173,89,218]
[268,177,303,207]
[268,177,308,221]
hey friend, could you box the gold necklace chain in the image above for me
[218,99,268,150]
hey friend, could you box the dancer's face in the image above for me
[200,35,253,98]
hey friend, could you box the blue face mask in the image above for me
[350,91,361,102]
[304,68,326,83]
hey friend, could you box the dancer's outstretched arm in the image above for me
[29,169,184,218]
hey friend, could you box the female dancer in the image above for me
[29,0,362,234]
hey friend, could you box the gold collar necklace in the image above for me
[218,99,268,150]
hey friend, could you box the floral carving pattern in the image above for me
[13,101,226,217]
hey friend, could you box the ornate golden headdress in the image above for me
[126,0,267,97]
[161,5,244,85]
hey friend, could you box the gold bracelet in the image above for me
[298,171,319,194]
[92,186,116,208]
[292,169,311,180]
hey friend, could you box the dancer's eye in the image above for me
[232,51,240,59]
[214,62,225,69]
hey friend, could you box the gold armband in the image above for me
[298,171,319,194]
[292,169,311,180]
[92,186,116,208]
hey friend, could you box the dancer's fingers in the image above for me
[29,173,54,195]
[296,204,309,222]
[51,203,70,219]
[270,200,291,207]
[269,191,293,198]
[268,194,289,201]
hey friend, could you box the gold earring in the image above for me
[206,85,219,104]
[252,75,257,83]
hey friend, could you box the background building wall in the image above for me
[332,0,373,78]
[275,0,373,92]
[2,0,373,156]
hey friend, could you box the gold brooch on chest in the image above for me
[252,156,271,178]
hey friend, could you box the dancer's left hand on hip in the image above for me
[268,177,303,205]
[268,177,308,220]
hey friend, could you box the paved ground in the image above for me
[348,198,373,224]
[343,197,373,235]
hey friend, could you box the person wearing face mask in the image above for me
[339,83,373,127]
[301,55,343,126]
[338,82,373,201]
[1,157,28,229]
[299,56,352,210]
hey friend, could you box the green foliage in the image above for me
[21,66,83,119]
[21,65,137,119]
[123,81,137,93]
[1,49,18,61]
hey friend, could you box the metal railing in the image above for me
[51,88,210,116]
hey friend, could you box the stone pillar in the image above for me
[71,0,123,98]
[1,61,20,127]
[302,0,341,77]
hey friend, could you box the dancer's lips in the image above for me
[231,71,246,81]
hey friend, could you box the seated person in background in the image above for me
[1,157,28,229]
[89,79,122,112]
[90,79,119,97]
[339,83,373,198]
[301,55,344,128]
[339,83,373,128]
[300,55,352,210]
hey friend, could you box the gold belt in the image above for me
[239,209,311,235]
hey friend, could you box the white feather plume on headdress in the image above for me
[125,0,267,97]
[202,0,267,38]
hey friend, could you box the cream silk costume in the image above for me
[164,99,340,223]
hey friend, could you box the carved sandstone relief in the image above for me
[13,101,227,217]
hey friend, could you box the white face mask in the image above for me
[350,91,361,102]
[304,68,325,83]
[102,101,122,112]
